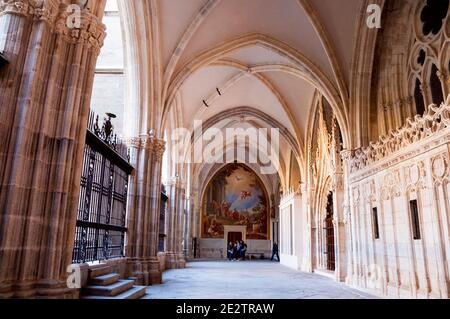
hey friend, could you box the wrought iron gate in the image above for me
[325,193,335,271]
[72,112,133,264]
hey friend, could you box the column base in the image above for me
[165,252,177,269]
[128,257,162,286]
[165,252,186,269]
[176,253,186,269]
[148,258,162,285]
[0,279,75,299]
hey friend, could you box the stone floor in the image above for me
[145,260,376,299]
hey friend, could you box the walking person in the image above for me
[271,242,280,262]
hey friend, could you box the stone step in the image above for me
[88,265,112,278]
[89,273,120,286]
[82,286,147,300]
[83,279,134,297]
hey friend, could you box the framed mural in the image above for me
[201,164,269,240]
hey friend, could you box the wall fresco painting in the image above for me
[202,164,269,240]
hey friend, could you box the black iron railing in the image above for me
[72,111,133,264]
[158,184,168,252]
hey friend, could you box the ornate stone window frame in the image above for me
[409,0,449,110]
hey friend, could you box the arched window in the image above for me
[430,64,444,105]
[90,0,125,136]
[420,0,449,36]
[414,78,425,115]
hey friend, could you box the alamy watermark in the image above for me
[66,4,82,29]
[367,4,382,29]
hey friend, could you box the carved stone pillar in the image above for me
[341,149,354,285]
[331,118,347,282]
[184,195,194,259]
[0,0,106,298]
[164,177,186,269]
[332,170,346,282]
[176,188,187,268]
[126,136,165,285]
[300,183,313,272]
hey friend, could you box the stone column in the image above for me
[331,120,347,282]
[164,177,186,269]
[300,183,313,272]
[126,136,165,285]
[0,0,106,298]
[164,177,179,268]
[183,195,193,259]
[176,187,187,268]
[341,150,355,285]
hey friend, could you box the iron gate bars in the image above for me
[72,112,133,264]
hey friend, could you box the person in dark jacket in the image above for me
[271,242,280,262]
[240,240,247,260]
[227,242,234,261]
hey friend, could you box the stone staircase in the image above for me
[81,265,147,299]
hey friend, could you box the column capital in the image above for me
[166,176,185,188]
[55,11,106,53]
[126,135,166,158]
[0,0,58,21]
[0,1,107,53]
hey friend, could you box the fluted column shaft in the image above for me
[0,0,106,298]
[164,178,186,269]
[126,136,165,285]
[341,150,355,285]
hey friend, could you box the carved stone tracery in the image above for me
[350,95,450,173]
[431,153,450,184]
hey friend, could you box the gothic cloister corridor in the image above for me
[1,0,450,305]
[144,261,375,299]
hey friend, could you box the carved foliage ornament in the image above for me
[126,136,166,159]
[405,161,427,191]
[55,6,106,51]
[350,95,450,173]
[363,179,377,203]
[381,170,402,200]
[0,1,106,51]
[432,153,450,184]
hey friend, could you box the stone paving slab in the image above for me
[145,261,376,299]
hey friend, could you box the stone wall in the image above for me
[279,190,307,271]
[347,95,450,298]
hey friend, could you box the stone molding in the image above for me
[349,95,450,175]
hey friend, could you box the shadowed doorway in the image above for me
[227,232,243,244]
